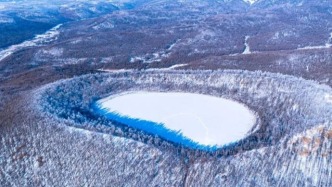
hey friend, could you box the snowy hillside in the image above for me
[0,0,331,186]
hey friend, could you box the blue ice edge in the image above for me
[91,102,220,151]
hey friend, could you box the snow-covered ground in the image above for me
[0,24,62,62]
[97,92,256,147]
[242,36,251,54]
[129,40,179,63]
[243,0,258,5]
[298,32,332,50]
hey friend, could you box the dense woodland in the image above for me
[38,70,332,157]
[1,0,332,186]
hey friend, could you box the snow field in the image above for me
[98,92,256,147]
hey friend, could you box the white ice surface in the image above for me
[98,92,256,147]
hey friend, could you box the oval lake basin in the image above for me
[95,92,256,150]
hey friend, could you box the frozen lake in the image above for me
[96,92,256,149]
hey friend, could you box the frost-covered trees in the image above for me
[37,70,332,156]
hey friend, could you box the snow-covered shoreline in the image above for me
[37,70,332,154]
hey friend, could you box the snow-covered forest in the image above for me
[35,70,332,156]
[1,0,332,186]
[2,70,328,186]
